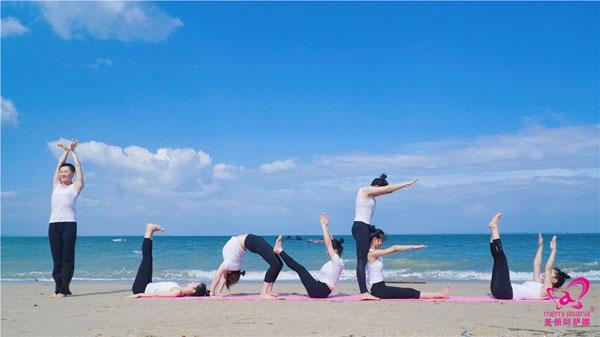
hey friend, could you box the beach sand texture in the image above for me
[2,282,599,337]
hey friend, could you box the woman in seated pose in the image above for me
[486,213,570,300]
[210,233,282,299]
[128,224,209,298]
[272,212,344,298]
[367,229,450,299]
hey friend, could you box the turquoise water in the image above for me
[1,234,598,282]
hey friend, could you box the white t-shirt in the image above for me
[144,282,181,295]
[512,281,544,300]
[49,184,78,223]
[317,254,344,289]
[222,236,245,271]
[354,187,376,224]
[367,250,384,288]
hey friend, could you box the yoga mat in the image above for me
[141,294,549,302]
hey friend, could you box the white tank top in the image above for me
[367,249,384,288]
[354,187,376,224]
[222,236,245,271]
[144,282,181,295]
[317,254,344,289]
[511,280,544,300]
[49,184,78,223]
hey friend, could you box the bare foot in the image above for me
[273,235,283,254]
[48,293,57,298]
[260,294,283,300]
[51,293,66,299]
[488,213,502,230]
[360,292,380,301]
[440,283,451,299]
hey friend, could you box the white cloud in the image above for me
[1,190,17,198]
[1,17,30,37]
[213,163,245,180]
[48,139,212,191]
[259,159,297,173]
[39,1,183,42]
[84,58,113,69]
[1,97,19,127]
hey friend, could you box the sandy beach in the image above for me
[2,281,598,337]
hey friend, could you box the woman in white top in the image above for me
[49,139,84,297]
[353,173,417,300]
[272,212,344,298]
[367,229,450,299]
[210,233,283,299]
[128,224,209,298]
[486,213,570,300]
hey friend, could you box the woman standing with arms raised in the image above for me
[49,139,84,297]
[353,173,417,300]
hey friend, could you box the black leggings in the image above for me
[352,221,376,294]
[244,234,282,283]
[370,281,420,299]
[280,251,332,298]
[490,239,513,299]
[132,238,153,294]
[48,222,77,295]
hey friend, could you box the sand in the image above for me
[2,281,599,337]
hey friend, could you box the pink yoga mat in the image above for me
[141,294,548,302]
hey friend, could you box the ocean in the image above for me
[1,234,598,283]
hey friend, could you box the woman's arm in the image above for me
[533,233,543,282]
[210,264,226,295]
[320,213,337,259]
[542,236,557,292]
[362,179,418,197]
[53,143,70,186]
[368,244,426,260]
[69,140,84,194]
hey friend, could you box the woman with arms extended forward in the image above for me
[352,173,417,300]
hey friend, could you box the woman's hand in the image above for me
[57,143,70,152]
[412,245,426,250]
[320,212,329,227]
[550,235,557,251]
[538,233,543,246]
[406,179,418,187]
[69,139,78,152]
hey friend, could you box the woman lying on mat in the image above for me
[486,213,570,300]
[127,224,209,298]
[272,212,344,298]
[367,229,450,299]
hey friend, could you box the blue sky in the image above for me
[1,2,598,235]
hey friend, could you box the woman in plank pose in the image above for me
[367,229,450,299]
[486,213,570,300]
[272,212,344,298]
[353,173,417,299]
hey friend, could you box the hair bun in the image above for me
[380,173,387,180]
[339,238,345,244]
[241,270,246,276]
[563,272,571,279]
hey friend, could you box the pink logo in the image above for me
[547,277,590,310]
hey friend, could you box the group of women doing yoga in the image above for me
[49,140,571,300]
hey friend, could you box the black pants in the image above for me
[48,222,77,295]
[352,221,376,294]
[490,239,513,299]
[371,281,420,299]
[280,251,332,298]
[132,238,153,294]
[244,234,282,283]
